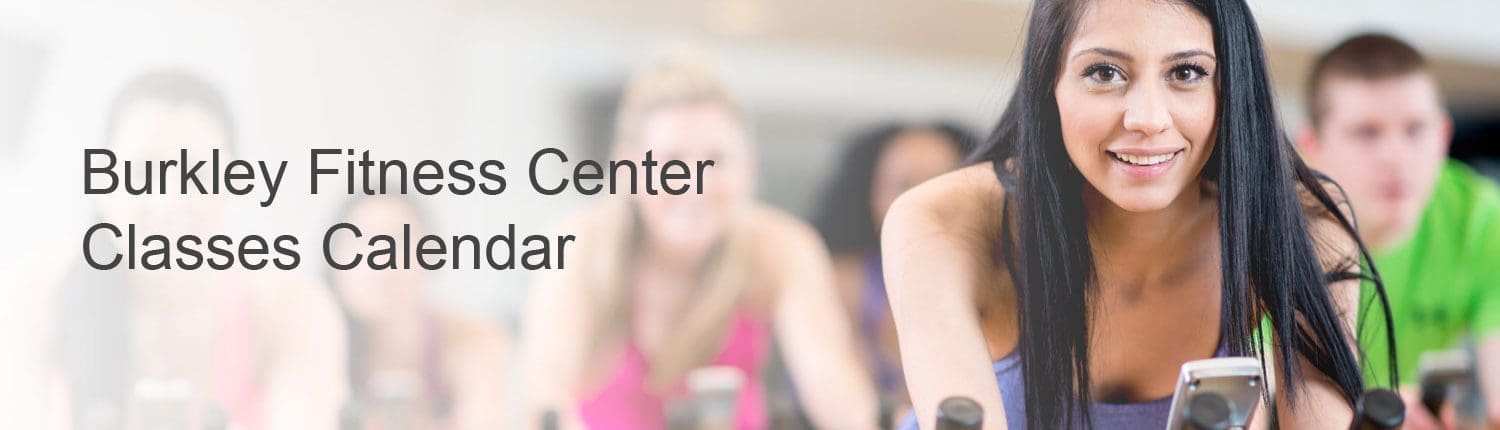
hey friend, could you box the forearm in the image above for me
[896,312,1006,430]
[259,279,348,430]
[1477,333,1500,426]
[263,313,347,429]
[777,328,879,428]
[883,250,1004,429]
[265,368,344,430]
[516,339,585,430]
[880,195,1007,430]
[1273,358,1354,429]
[1276,275,1359,428]
[774,269,878,427]
[450,324,512,429]
[1274,389,1353,429]
[517,279,591,430]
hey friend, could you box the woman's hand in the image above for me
[1396,386,1445,430]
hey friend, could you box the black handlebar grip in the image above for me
[878,395,895,430]
[1183,392,1231,430]
[935,396,983,430]
[1349,389,1405,430]
[1420,379,1446,419]
[541,409,560,430]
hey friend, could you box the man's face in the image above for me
[1302,73,1450,249]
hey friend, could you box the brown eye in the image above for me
[1169,64,1209,83]
[1083,64,1126,84]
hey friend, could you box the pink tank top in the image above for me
[212,285,265,430]
[578,311,770,429]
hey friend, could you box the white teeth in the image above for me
[1112,150,1178,166]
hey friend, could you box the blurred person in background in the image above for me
[327,195,512,430]
[811,121,971,419]
[43,71,346,429]
[518,51,877,429]
[1296,33,1500,429]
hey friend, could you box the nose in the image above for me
[1123,85,1172,136]
[1372,135,1407,169]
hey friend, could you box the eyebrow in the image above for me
[1070,47,1217,62]
[1072,47,1132,61]
[1165,49,1216,62]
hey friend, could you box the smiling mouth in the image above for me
[1108,149,1183,167]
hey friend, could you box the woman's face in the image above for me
[627,102,754,258]
[1055,0,1218,213]
[330,197,427,322]
[101,100,233,236]
[869,129,963,230]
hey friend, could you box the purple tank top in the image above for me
[896,344,1229,430]
[859,252,903,393]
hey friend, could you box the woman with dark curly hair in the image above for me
[813,121,971,418]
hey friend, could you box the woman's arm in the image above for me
[2,243,71,429]
[1270,280,1359,428]
[256,275,349,430]
[441,312,512,430]
[1274,195,1364,428]
[882,171,1010,430]
[518,255,595,430]
[761,209,879,428]
[1478,334,1500,427]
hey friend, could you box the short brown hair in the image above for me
[1306,33,1429,126]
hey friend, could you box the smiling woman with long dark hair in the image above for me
[883,0,1397,428]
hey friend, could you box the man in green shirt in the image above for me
[1298,33,1500,428]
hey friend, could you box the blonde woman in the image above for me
[518,52,877,429]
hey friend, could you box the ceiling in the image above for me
[467,0,1500,112]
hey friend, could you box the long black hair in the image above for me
[814,121,974,254]
[323,194,448,404]
[974,0,1399,428]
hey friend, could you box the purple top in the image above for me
[860,252,903,393]
[897,345,1229,430]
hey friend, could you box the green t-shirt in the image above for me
[1360,160,1500,386]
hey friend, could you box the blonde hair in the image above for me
[612,48,749,148]
[587,49,759,392]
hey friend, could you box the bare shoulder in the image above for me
[246,272,343,337]
[746,203,825,261]
[1295,176,1362,274]
[247,271,340,319]
[5,239,75,311]
[882,163,1018,355]
[434,310,511,372]
[536,199,629,295]
[882,163,1008,261]
[436,310,511,352]
[548,199,625,258]
[743,203,835,301]
[550,199,618,237]
[881,163,1012,296]
[1296,174,1355,223]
